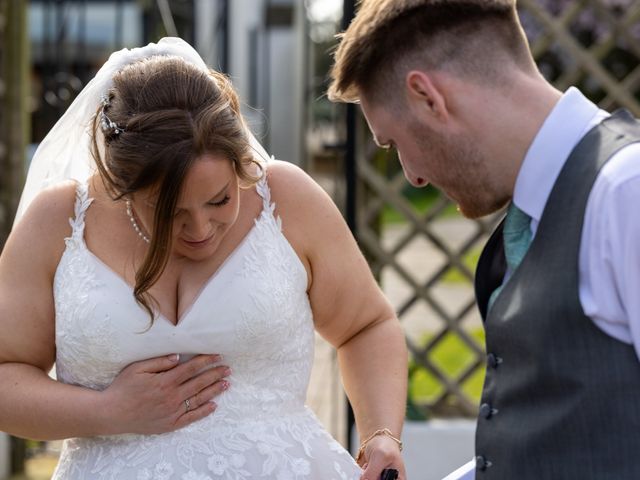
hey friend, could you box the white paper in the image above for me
[441,459,475,480]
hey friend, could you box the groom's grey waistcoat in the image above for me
[474,110,640,478]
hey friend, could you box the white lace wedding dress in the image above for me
[51,170,362,480]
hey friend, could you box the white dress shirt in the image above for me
[513,87,640,359]
[446,87,640,480]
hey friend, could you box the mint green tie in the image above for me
[488,202,532,311]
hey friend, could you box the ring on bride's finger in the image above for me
[184,398,191,413]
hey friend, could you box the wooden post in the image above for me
[0,1,29,474]
[0,0,29,250]
[0,434,8,480]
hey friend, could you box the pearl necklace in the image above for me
[125,199,151,244]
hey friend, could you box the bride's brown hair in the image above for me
[90,55,261,321]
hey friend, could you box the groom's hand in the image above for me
[101,353,231,435]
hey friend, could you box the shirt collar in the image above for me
[512,87,604,223]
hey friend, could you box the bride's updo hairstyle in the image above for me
[90,55,261,321]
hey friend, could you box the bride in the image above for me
[0,38,407,479]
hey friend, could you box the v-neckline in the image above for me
[68,168,270,328]
[82,219,261,327]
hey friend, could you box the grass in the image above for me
[440,247,482,284]
[380,184,460,225]
[408,328,486,418]
[372,177,488,418]
[379,185,483,284]
[10,455,58,480]
[381,196,460,225]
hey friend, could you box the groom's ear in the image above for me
[405,70,450,125]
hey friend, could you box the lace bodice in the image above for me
[52,168,360,479]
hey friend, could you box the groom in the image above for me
[329,0,640,478]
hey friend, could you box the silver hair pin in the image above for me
[100,94,125,136]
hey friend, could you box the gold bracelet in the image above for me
[355,428,403,465]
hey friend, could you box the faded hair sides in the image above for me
[328,0,531,104]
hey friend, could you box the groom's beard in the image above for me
[409,119,509,219]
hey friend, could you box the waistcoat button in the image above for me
[487,353,503,369]
[479,402,498,419]
[476,455,493,471]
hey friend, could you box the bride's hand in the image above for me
[359,435,406,480]
[100,353,230,435]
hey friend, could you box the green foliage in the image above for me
[408,328,486,418]
[381,185,459,224]
[440,247,482,284]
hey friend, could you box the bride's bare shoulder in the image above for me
[16,180,78,229]
[264,158,343,241]
[265,159,328,205]
[7,181,80,264]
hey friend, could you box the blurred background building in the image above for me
[25,0,309,167]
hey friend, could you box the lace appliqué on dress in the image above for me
[54,183,123,390]
[52,174,361,480]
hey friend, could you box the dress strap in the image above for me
[254,158,273,212]
[253,157,283,232]
[67,182,94,246]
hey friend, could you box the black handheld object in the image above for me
[381,469,399,480]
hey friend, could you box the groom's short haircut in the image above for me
[328,0,536,104]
